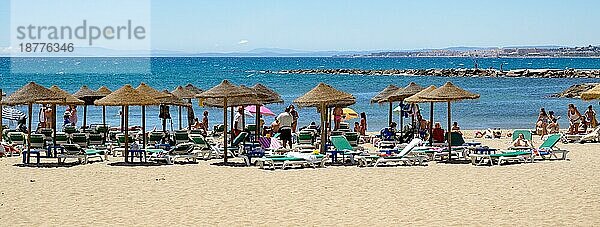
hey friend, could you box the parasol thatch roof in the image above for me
[171,86,197,99]
[2,82,64,105]
[202,96,261,108]
[159,90,192,107]
[371,85,400,104]
[405,85,444,103]
[94,84,160,106]
[196,80,253,99]
[581,84,600,101]
[96,86,112,96]
[184,83,203,94]
[136,83,170,99]
[74,85,105,105]
[41,86,85,105]
[252,83,284,104]
[421,82,480,101]
[387,82,424,102]
[294,82,356,107]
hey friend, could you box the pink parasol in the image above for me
[245,105,276,116]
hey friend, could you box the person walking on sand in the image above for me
[333,106,343,130]
[277,107,293,148]
[359,112,367,136]
[289,105,299,133]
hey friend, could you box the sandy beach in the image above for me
[0,131,598,226]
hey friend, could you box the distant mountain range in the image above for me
[0,45,583,57]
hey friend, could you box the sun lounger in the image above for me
[570,126,600,143]
[256,152,328,170]
[88,133,104,146]
[328,135,363,164]
[57,144,105,164]
[530,134,569,160]
[54,132,69,146]
[174,130,190,145]
[149,143,197,164]
[29,133,45,149]
[71,133,88,148]
[356,138,428,167]
[8,132,25,147]
[468,134,567,166]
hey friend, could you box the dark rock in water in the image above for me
[552,83,599,98]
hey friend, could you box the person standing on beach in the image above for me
[68,105,78,127]
[568,104,583,134]
[289,105,299,133]
[202,110,209,133]
[277,107,293,148]
[584,105,597,129]
[333,106,343,130]
[233,106,244,138]
[359,112,367,136]
[38,105,47,128]
[44,106,53,129]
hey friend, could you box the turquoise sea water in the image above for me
[1,57,599,131]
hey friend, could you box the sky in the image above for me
[1,0,599,53]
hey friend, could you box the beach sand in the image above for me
[1,131,599,226]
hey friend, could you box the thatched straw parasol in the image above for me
[196,80,255,163]
[294,83,356,107]
[386,82,424,134]
[96,86,112,96]
[171,86,197,99]
[73,85,105,129]
[371,85,400,104]
[294,83,356,153]
[46,86,85,106]
[405,85,442,144]
[2,82,63,106]
[184,83,203,94]
[421,82,480,161]
[581,84,600,101]
[95,84,160,162]
[2,82,66,164]
[136,83,170,99]
[159,90,191,107]
[371,85,400,125]
[252,83,283,104]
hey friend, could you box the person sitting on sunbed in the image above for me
[512,133,532,148]
[380,122,397,141]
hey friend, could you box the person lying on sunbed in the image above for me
[512,133,532,148]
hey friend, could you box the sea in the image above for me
[1,57,599,131]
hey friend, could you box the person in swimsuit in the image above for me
[512,133,532,148]
[536,108,549,138]
[567,104,583,134]
[333,106,343,130]
[584,105,597,129]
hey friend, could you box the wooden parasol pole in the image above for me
[124,105,129,162]
[447,101,452,162]
[223,97,228,163]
